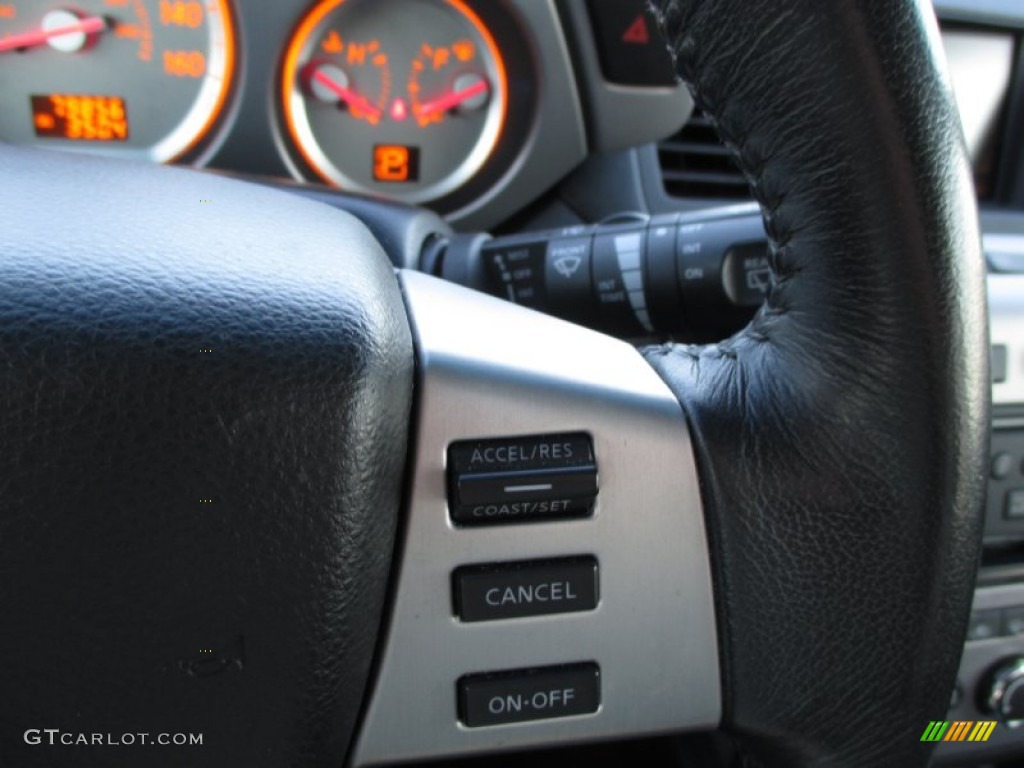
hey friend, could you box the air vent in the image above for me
[658,108,750,200]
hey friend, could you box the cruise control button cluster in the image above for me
[458,663,601,727]
[454,556,599,622]
[446,435,602,729]
[448,433,598,525]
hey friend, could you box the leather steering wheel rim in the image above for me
[644,0,989,765]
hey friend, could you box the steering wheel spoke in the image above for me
[354,272,719,764]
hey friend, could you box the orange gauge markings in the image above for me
[159,0,235,160]
[280,0,509,203]
[282,0,348,184]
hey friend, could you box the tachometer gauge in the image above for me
[280,0,508,205]
[0,0,235,163]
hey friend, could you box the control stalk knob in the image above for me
[986,658,1024,727]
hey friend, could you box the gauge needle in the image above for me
[312,69,382,121]
[0,15,107,54]
[415,79,489,118]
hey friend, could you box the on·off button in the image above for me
[453,556,599,623]
[458,663,601,728]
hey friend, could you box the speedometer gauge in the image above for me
[280,0,509,205]
[0,0,235,163]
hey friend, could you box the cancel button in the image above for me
[454,556,598,623]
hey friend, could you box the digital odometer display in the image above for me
[31,94,128,141]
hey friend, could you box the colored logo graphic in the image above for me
[921,720,997,742]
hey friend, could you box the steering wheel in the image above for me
[0,0,988,766]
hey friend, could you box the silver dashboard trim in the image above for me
[940,30,1016,170]
[987,235,1024,260]
[557,0,693,153]
[974,584,1024,613]
[351,272,721,765]
[934,0,1024,29]
[446,0,587,229]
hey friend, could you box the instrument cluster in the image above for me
[0,0,539,218]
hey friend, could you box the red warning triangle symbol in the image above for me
[622,14,650,44]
